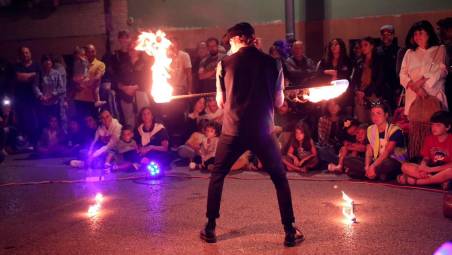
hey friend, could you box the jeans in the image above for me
[344,156,401,181]
[206,133,296,226]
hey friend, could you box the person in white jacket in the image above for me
[88,109,122,165]
[400,20,448,115]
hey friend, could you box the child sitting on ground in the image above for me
[328,122,367,174]
[189,121,219,171]
[282,121,318,173]
[398,111,452,189]
[105,125,140,171]
[36,116,67,157]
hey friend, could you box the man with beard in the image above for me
[198,37,225,93]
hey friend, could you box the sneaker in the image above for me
[70,160,84,168]
[189,162,197,170]
[284,224,305,247]
[132,163,140,171]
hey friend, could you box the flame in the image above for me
[304,79,349,103]
[342,191,356,224]
[87,193,104,217]
[135,30,173,103]
[95,193,104,204]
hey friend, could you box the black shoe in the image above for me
[200,227,217,243]
[284,226,304,247]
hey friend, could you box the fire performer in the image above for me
[200,22,304,247]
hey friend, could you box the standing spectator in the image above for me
[13,46,40,146]
[346,102,406,181]
[73,44,105,121]
[400,20,448,159]
[316,38,352,113]
[351,37,384,123]
[134,107,171,170]
[169,37,192,95]
[33,55,66,130]
[191,41,208,93]
[350,40,362,67]
[198,37,225,93]
[376,25,401,111]
[0,97,18,153]
[52,54,68,132]
[284,41,315,86]
[437,18,452,108]
[112,33,150,127]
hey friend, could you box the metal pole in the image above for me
[284,0,295,42]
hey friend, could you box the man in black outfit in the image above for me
[200,22,304,247]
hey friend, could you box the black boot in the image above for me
[200,220,217,243]
[284,224,304,247]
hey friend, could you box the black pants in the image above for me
[206,134,295,226]
[344,156,401,181]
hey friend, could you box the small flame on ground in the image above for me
[304,79,349,103]
[135,30,173,103]
[87,193,104,217]
[342,191,356,224]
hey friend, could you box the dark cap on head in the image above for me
[226,22,255,40]
[437,17,452,29]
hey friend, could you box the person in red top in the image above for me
[399,111,452,189]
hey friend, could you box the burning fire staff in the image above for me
[199,22,304,247]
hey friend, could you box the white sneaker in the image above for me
[189,162,197,170]
[70,160,84,168]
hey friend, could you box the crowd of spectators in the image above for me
[0,18,451,190]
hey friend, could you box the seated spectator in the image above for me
[398,111,452,189]
[105,125,140,172]
[177,125,206,166]
[317,100,345,166]
[66,119,87,155]
[189,121,219,171]
[135,107,171,170]
[183,97,206,142]
[0,97,18,153]
[200,97,223,125]
[83,115,98,142]
[345,102,407,181]
[274,99,299,153]
[284,40,315,86]
[34,54,66,130]
[87,109,122,168]
[36,116,67,157]
[328,123,367,174]
[282,121,318,173]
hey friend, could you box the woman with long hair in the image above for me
[400,20,448,158]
